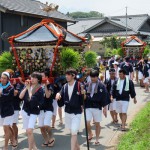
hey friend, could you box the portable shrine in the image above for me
[121,36,146,58]
[8,19,85,82]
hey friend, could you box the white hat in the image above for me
[112,61,119,65]
[2,72,10,79]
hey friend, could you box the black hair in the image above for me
[65,69,77,77]
[125,56,130,62]
[119,69,126,75]
[31,72,42,84]
[90,69,99,77]
[109,68,115,73]
[44,71,50,78]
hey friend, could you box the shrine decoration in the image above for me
[121,36,146,58]
[8,19,86,82]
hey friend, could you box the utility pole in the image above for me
[126,6,128,39]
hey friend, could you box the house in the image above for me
[0,0,75,51]
[68,14,150,40]
[68,14,150,55]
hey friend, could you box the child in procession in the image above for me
[19,72,44,150]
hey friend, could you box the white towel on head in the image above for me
[2,72,10,79]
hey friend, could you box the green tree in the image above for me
[112,48,124,57]
[68,11,104,19]
[100,36,125,49]
[84,51,97,67]
[142,46,150,57]
[104,48,113,57]
[60,47,81,70]
[0,52,14,73]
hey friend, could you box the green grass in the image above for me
[117,102,150,150]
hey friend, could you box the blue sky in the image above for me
[39,0,150,16]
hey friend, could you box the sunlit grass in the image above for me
[117,102,150,150]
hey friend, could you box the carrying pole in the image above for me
[81,85,90,150]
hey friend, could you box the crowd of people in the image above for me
[1,54,149,150]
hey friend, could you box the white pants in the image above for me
[65,113,82,135]
[138,71,143,80]
[116,101,129,113]
[53,99,58,116]
[13,111,19,124]
[86,108,102,123]
[143,77,150,84]
[0,115,14,126]
[22,110,37,130]
[109,99,117,111]
[38,110,53,127]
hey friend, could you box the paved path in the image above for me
[0,83,149,150]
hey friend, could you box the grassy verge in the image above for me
[117,102,150,150]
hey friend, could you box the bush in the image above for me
[60,47,81,70]
[84,51,97,68]
[0,52,14,73]
[104,48,113,57]
[142,46,150,57]
[112,48,124,57]
[104,48,124,57]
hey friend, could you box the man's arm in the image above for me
[129,80,137,104]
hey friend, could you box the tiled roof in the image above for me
[0,0,75,22]
[68,14,149,35]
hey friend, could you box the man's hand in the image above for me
[45,80,50,86]
[14,90,19,96]
[134,98,137,104]
[110,96,114,102]
[0,88,3,96]
[13,79,17,85]
[55,93,61,101]
[25,80,30,90]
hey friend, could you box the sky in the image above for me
[39,0,150,16]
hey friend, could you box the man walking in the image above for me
[56,69,84,150]
[111,69,137,131]
[120,57,134,80]
[84,70,110,145]
[105,68,118,124]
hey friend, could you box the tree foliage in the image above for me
[84,51,97,67]
[0,52,14,73]
[104,48,124,57]
[100,36,125,49]
[68,11,104,19]
[60,47,81,70]
[142,46,150,57]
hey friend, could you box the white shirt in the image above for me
[90,83,96,97]
[115,67,120,78]
[86,76,91,83]
[68,81,76,100]
[119,80,125,94]
[111,79,115,86]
